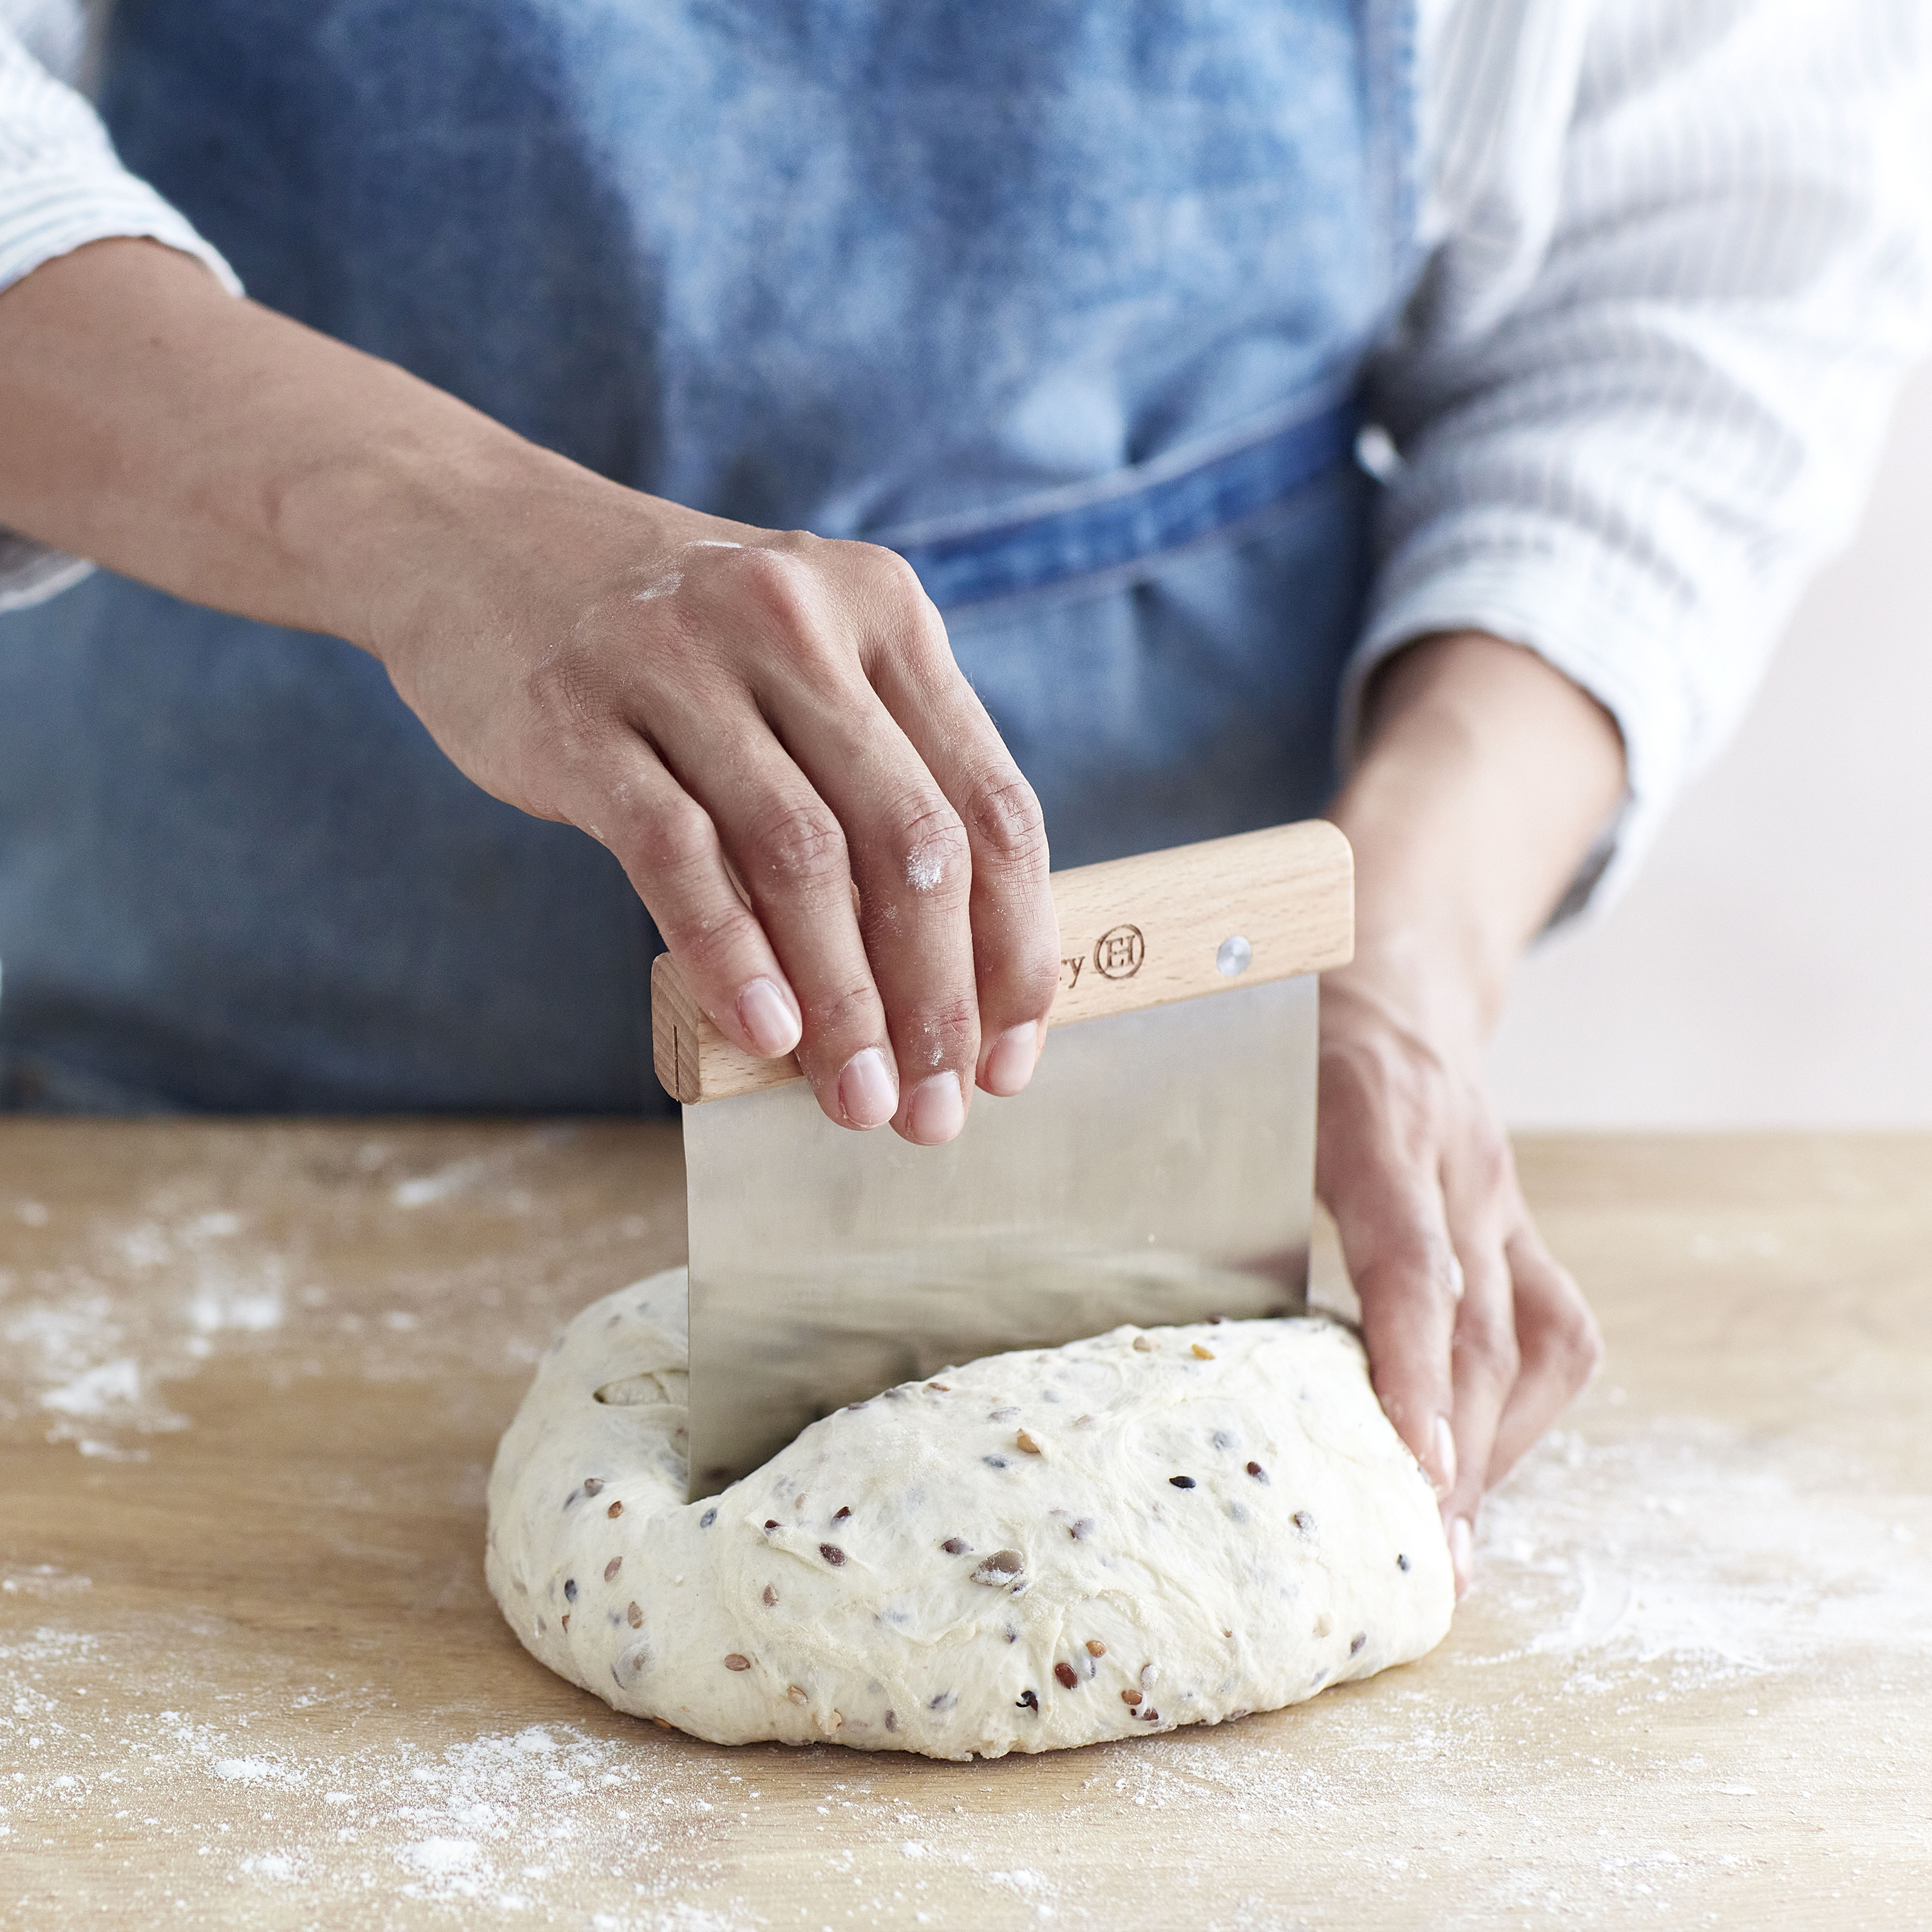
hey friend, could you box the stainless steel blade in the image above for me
[683,972,1318,1497]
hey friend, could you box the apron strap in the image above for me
[881,395,1361,611]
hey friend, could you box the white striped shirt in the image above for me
[1,0,1927,910]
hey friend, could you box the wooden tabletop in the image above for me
[3,1122,1928,1929]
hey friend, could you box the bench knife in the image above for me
[652,820,1354,1500]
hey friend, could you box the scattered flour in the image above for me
[3,1198,264,1452]
[1477,1420,1932,1687]
[985,1868,1056,1919]
[0,1124,631,1459]
[630,570,685,605]
[0,1566,90,1598]
[905,842,949,893]
[236,1850,303,1882]
[37,1357,144,1418]
[390,1148,527,1210]
[5,1414,1927,1926]
[0,1642,761,1923]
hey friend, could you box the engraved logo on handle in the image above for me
[1092,924,1145,980]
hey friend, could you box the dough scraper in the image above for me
[654,820,1354,1500]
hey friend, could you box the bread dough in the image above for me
[486,1269,1454,1759]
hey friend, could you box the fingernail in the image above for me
[906,1072,966,1145]
[837,1048,897,1130]
[1448,1515,1474,1600]
[1432,1416,1458,1498]
[736,978,800,1058]
[983,1023,1040,1097]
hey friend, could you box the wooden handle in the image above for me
[652,819,1353,1104]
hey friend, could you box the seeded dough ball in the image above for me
[486,1269,1454,1759]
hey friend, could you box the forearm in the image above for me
[1327,631,1627,1039]
[0,236,644,656]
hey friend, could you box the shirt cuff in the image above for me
[1339,519,1746,928]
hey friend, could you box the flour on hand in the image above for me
[486,1271,1454,1759]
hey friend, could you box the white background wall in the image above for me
[1490,360,1932,1129]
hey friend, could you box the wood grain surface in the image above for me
[654,820,1354,1102]
[2,1122,1929,1929]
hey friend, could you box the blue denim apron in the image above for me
[0,0,1415,1113]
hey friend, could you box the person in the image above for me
[0,1,1924,1595]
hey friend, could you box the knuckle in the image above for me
[1454,1307,1520,1387]
[1513,1228,1602,1391]
[819,534,923,602]
[960,770,1048,873]
[904,990,980,1074]
[1551,1300,1606,1390]
[668,904,762,983]
[732,547,836,656]
[743,798,849,893]
[1463,1121,1515,1197]
[895,799,971,902]
[799,977,880,1045]
[1009,946,1065,1021]
[630,796,716,881]
[862,541,929,604]
[734,542,812,603]
[828,540,945,673]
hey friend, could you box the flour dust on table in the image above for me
[486,1270,1453,1759]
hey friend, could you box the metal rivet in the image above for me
[1216,935,1252,978]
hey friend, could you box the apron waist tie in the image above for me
[878,395,1361,611]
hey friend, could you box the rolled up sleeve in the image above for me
[1351,0,1932,919]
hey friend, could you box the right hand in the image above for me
[375,489,1061,1144]
[0,238,1058,1141]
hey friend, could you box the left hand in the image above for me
[1318,630,1625,1596]
[1316,945,1602,1598]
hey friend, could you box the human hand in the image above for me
[1316,953,1602,1598]
[1320,630,1625,1595]
[377,489,1061,1143]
